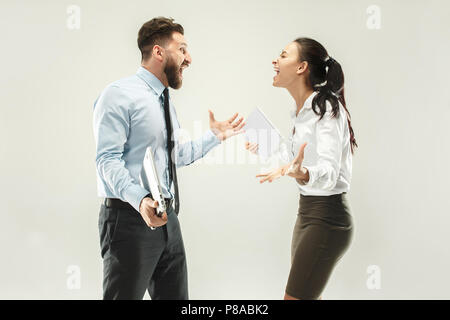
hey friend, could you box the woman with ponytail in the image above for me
[246,38,358,300]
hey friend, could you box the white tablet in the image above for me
[139,146,167,217]
[243,107,283,159]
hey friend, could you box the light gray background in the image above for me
[1,0,449,299]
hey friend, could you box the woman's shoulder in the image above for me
[311,99,348,133]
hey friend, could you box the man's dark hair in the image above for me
[137,17,184,61]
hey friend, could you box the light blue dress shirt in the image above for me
[93,66,221,212]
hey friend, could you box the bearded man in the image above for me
[93,17,244,300]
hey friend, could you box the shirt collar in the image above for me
[136,66,166,98]
[290,91,318,119]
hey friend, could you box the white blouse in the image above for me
[279,91,352,196]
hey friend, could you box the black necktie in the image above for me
[163,88,179,215]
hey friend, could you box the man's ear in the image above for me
[296,61,308,75]
[152,45,165,63]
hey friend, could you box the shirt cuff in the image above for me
[122,184,151,213]
[203,129,221,154]
[301,165,316,187]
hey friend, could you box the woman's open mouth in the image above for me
[273,68,280,78]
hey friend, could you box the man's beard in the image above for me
[164,56,182,89]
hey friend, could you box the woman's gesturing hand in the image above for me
[245,141,259,155]
[285,143,309,182]
[256,142,309,184]
[256,163,291,183]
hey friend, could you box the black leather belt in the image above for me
[104,197,174,212]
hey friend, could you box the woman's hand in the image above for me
[285,143,309,183]
[256,142,309,184]
[256,163,291,183]
[245,141,259,155]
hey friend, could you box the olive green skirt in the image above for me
[285,192,353,299]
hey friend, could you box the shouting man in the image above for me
[93,17,245,300]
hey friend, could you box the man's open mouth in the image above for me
[179,65,187,77]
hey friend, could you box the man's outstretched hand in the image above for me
[209,110,245,141]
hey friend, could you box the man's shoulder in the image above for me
[99,74,149,102]
[106,74,146,93]
[95,73,158,111]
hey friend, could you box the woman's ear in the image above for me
[296,61,308,75]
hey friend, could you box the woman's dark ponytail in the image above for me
[323,57,344,95]
[294,38,358,154]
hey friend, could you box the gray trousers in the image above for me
[98,202,188,300]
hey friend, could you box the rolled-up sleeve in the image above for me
[93,85,149,212]
[302,110,343,190]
